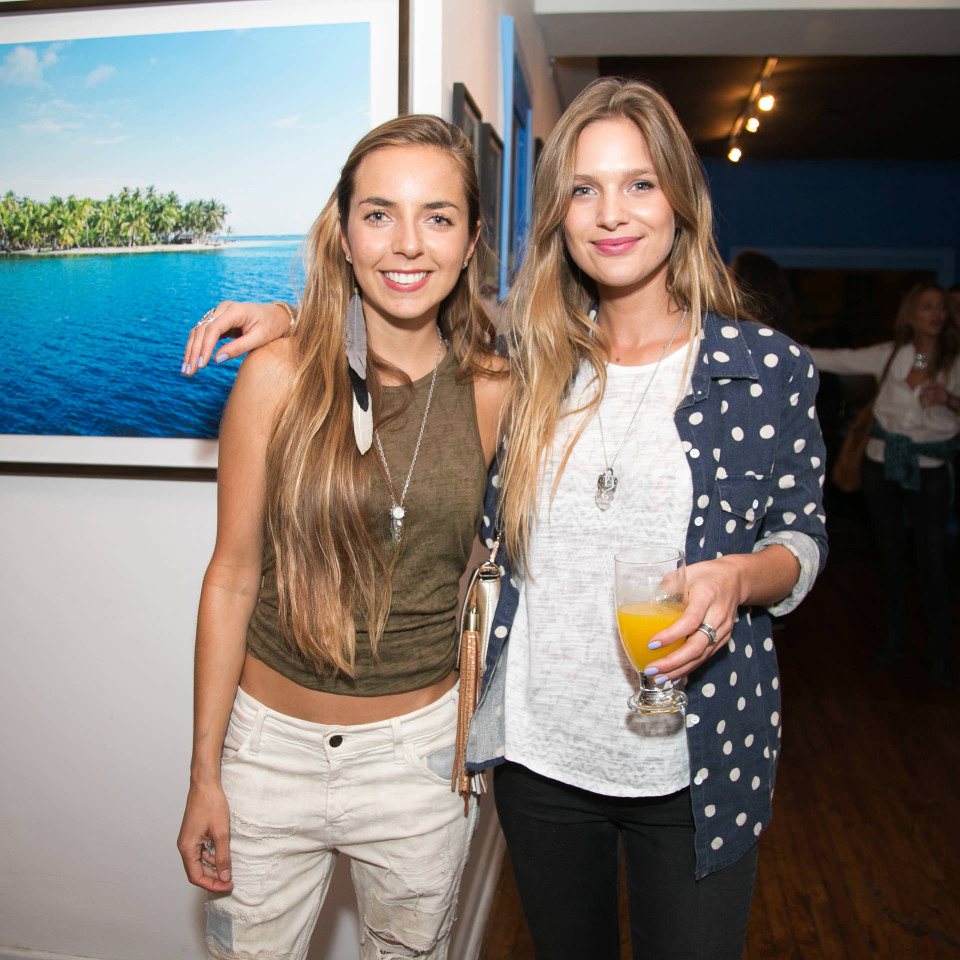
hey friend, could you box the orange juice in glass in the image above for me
[614,546,688,714]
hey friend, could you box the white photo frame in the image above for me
[0,0,399,470]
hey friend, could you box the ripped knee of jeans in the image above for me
[366,925,439,958]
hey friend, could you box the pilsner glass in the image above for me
[614,545,688,714]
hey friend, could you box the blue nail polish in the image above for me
[180,363,187,374]
[215,352,228,364]
[643,667,658,676]
[185,363,192,375]
[648,640,661,649]
[655,675,669,686]
[197,355,205,369]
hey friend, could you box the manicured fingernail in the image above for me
[197,355,205,369]
[644,667,658,676]
[181,363,187,374]
[648,640,661,649]
[655,675,669,685]
[184,363,193,375]
[215,352,228,364]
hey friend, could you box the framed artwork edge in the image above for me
[479,122,504,301]
[0,0,402,476]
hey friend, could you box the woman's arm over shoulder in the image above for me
[806,340,897,378]
[181,300,296,376]
[473,354,510,467]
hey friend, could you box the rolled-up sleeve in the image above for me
[756,345,828,615]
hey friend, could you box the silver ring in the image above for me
[196,308,217,327]
[695,622,719,647]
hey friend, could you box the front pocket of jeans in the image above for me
[220,712,254,765]
[405,722,458,786]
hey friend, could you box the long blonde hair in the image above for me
[266,115,499,675]
[499,77,743,566]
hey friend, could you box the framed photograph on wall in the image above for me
[0,0,400,471]
[451,81,483,172]
[499,15,534,300]
[479,123,503,299]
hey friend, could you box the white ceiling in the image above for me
[535,3,960,57]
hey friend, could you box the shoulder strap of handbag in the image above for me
[876,342,899,393]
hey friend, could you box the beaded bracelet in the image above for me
[271,301,297,328]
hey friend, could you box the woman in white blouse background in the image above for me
[808,282,960,687]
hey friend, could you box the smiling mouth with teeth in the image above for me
[383,271,430,285]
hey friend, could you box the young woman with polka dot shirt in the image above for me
[466,79,828,960]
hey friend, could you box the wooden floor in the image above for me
[478,500,960,960]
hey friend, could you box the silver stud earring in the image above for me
[462,260,469,269]
[345,254,352,264]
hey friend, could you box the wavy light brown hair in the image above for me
[266,114,499,676]
[499,77,743,566]
[892,282,958,376]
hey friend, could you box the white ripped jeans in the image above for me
[206,684,478,960]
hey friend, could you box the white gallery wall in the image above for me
[0,472,501,960]
[410,0,560,139]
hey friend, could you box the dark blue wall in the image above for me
[702,158,960,283]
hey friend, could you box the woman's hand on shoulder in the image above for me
[181,300,295,377]
[474,354,510,466]
[177,781,233,893]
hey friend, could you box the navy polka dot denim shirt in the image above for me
[466,315,828,879]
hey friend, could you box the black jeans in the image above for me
[861,458,952,670]
[494,761,758,960]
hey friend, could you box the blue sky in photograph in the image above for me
[0,24,371,234]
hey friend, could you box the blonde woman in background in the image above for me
[808,281,959,687]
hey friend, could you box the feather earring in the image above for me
[345,291,372,454]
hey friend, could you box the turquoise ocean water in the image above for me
[0,237,304,438]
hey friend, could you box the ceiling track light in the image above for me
[728,56,778,161]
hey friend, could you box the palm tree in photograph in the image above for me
[0,188,229,252]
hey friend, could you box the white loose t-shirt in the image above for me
[504,346,696,796]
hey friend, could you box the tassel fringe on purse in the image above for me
[451,538,501,811]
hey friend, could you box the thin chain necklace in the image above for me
[375,325,443,544]
[595,308,688,511]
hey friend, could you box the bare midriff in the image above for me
[239,652,458,725]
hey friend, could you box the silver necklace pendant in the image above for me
[596,467,618,511]
[592,307,688,512]
[390,504,405,544]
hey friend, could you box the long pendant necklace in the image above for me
[374,325,443,544]
[595,308,688,511]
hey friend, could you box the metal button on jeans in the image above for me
[329,735,343,747]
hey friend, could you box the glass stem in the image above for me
[638,674,674,704]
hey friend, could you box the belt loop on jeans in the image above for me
[390,716,404,764]
[249,706,268,756]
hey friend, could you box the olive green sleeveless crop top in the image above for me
[245,348,488,695]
